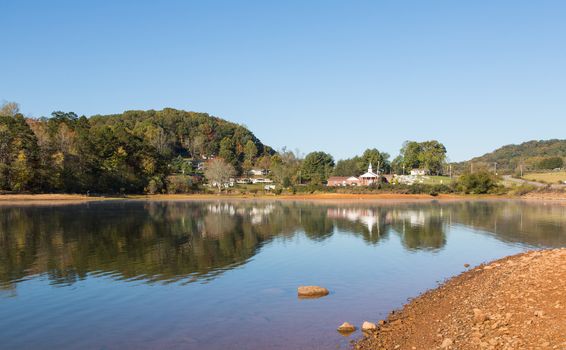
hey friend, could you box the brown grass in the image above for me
[523,171,566,184]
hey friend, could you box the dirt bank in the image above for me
[355,249,566,350]
[131,193,463,202]
[0,194,109,206]
[2,192,565,204]
[521,190,566,201]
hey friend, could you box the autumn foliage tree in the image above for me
[0,103,273,194]
[204,158,236,192]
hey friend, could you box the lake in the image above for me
[1,199,565,349]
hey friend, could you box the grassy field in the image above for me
[233,183,271,191]
[420,176,453,185]
[523,171,566,184]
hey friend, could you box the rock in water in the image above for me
[337,322,356,333]
[297,286,329,298]
[361,321,377,332]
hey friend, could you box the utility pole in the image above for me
[449,164,452,178]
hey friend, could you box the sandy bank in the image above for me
[355,249,566,350]
[0,194,110,205]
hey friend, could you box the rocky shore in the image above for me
[355,249,566,350]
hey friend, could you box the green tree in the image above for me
[301,151,334,184]
[333,157,360,176]
[358,148,391,173]
[0,114,39,192]
[219,137,237,168]
[419,140,447,175]
[537,157,563,170]
[244,140,258,162]
[10,151,32,191]
[398,140,447,175]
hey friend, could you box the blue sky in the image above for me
[2,1,565,161]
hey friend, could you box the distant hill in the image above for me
[1,106,275,194]
[456,139,566,174]
[90,108,274,162]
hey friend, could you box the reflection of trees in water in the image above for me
[388,205,447,251]
[1,200,566,290]
[301,206,334,241]
[327,205,447,250]
[446,201,566,247]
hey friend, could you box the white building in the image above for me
[359,163,380,186]
[249,169,268,176]
[410,169,426,176]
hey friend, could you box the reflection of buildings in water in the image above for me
[390,210,427,227]
[248,205,275,225]
[207,203,236,215]
[327,208,389,235]
[327,207,433,235]
[206,203,275,225]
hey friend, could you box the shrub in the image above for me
[145,177,166,195]
[454,171,500,194]
[510,184,537,196]
[166,175,194,194]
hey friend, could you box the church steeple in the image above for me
[368,162,373,173]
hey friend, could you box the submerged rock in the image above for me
[337,322,356,333]
[297,285,329,298]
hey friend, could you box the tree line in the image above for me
[0,103,273,194]
[453,139,566,174]
[1,101,451,193]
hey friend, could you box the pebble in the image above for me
[440,338,453,348]
[473,308,488,324]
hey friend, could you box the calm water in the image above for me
[1,200,566,349]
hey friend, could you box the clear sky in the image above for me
[2,1,565,161]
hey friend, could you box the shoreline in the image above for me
[355,249,566,349]
[0,192,565,204]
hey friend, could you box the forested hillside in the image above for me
[455,139,566,174]
[0,105,273,194]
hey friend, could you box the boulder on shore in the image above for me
[362,321,377,332]
[337,322,356,333]
[297,286,329,298]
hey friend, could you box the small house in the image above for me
[327,176,360,187]
[249,169,268,176]
[410,169,426,176]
